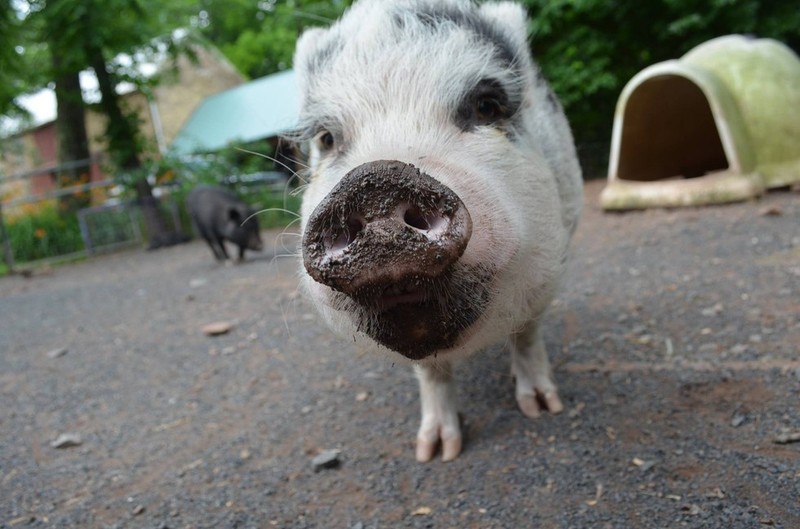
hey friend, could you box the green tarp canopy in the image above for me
[170,69,299,155]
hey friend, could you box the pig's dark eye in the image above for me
[475,96,506,123]
[456,78,515,130]
[316,130,335,151]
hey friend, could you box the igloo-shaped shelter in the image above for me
[601,35,800,210]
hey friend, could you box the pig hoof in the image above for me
[516,390,564,419]
[416,413,462,463]
[544,391,565,414]
[517,394,542,419]
[416,433,462,463]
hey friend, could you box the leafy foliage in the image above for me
[198,0,351,78]
[0,3,25,119]
[155,140,302,230]
[6,203,84,262]
[3,0,799,180]
[523,0,800,172]
[0,1,49,127]
[188,0,799,175]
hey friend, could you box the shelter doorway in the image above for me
[617,75,729,182]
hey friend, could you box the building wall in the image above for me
[84,91,156,155]
[29,125,58,196]
[152,45,245,148]
[1,44,245,208]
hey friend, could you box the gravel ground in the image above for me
[1,180,798,529]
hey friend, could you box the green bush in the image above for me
[157,142,302,232]
[6,204,84,262]
[523,0,800,176]
[240,186,302,230]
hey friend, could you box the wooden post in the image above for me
[0,201,15,273]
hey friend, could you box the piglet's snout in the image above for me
[302,160,472,301]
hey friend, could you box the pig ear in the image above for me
[294,27,327,74]
[228,207,243,224]
[478,2,529,51]
[294,26,329,100]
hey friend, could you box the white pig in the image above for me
[293,0,582,462]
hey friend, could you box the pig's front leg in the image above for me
[511,322,564,418]
[414,362,461,463]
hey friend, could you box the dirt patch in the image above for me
[1,180,798,528]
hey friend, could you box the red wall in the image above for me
[27,123,106,198]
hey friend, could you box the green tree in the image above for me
[200,0,351,79]
[11,0,200,245]
[523,0,800,175]
[0,2,25,120]
[42,0,92,212]
[0,1,50,134]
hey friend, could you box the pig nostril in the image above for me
[403,206,428,230]
[326,214,365,254]
[403,205,446,234]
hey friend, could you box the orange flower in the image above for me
[34,228,46,239]
[158,169,175,183]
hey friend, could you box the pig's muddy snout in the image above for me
[302,160,472,294]
[302,160,478,359]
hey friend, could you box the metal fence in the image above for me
[0,158,180,273]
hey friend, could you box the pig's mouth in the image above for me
[376,281,428,310]
[328,264,494,361]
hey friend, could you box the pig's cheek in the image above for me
[413,159,519,270]
[302,161,340,215]
[303,278,331,307]
[300,185,327,226]
[300,278,344,330]
[458,208,518,272]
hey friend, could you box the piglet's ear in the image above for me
[478,2,529,50]
[294,27,327,73]
[294,26,328,100]
[228,207,243,224]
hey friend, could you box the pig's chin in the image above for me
[328,264,495,361]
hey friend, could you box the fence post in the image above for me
[128,201,142,244]
[0,201,15,273]
[77,207,94,255]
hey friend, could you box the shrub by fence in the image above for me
[0,155,301,274]
[0,158,149,273]
[5,203,84,262]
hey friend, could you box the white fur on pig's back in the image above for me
[526,81,583,237]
